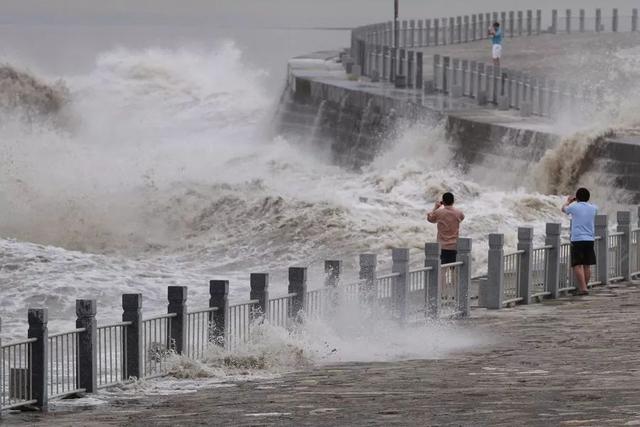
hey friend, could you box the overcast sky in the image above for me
[2,0,639,28]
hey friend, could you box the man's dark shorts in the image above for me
[570,241,596,267]
[441,250,457,265]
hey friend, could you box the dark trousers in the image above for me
[441,250,457,265]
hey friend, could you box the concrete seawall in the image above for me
[278,44,640,201]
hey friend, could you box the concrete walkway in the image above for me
[5,281,640,426]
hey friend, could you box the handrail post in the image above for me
[551,9,558,34]
[76,300,97,393]
[509,11,515,37]
[424,243,441,319]
[527,10,533,35]
[288,267,307,320]
[612,8,619,32]
[359,254,377,305]
[545,223,562,299]
[392,248,410,324]
[596,9,602,32]
[209,280,228,345]
[580,9,585,32]
[324,260,342,288]
[457,238,472,318]
[167,286,187,354]
[536,10,542,35]
[518,227,534,304]
[122,294,143,380]
[517,10,523,36]
[618,211,632,281]
[595,214,609,285]
[485,234,505,309]
[28,309,48,411]
[566,9,572,34]
[633,9,638,32]
[416,52,423,90]
[250,273,269,319]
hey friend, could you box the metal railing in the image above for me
[440,262,463,315]
[226,300,259,352]
[305,288,330,318]
[632,229,640,278]
[609,232,625,281]
[267,294,295,328]
[185,308,218,360]
[48,329,84,399]
[1,338,36,411]
[503,251,524,304]
[531,246,551,298]
[97,322,130,388]
[141,313,176,379]
[376,272,400,312]
[407,266,432,321]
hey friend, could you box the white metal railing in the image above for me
[97,321,130,388]
[48,329,85,399]
[305,288,330,318]
[185,308,218,360]
[226,300,259,352]
[141,313,176,379]
[1,338,37,411]
[440,262,463,315]
[632,229,640,277]
[267,294,296,328]
[503,251,524,304]
[531,246,552,297]
[407,266,433,321]
[609,232,624,281]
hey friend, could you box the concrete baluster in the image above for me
[477,63,487,105]
[486,65,494,103]
[390,47,396,82]
[518,10,523,36]
[486,13,492,37]
[472,15,477,41]
[538,78,547,116]
[28,309,49,410]
[449,17,455,44]
[580,9,586,32]
[76,299,98,393]
[501,12,507,30]
[518,227,534,305]
[167,286,187,354]
[407,50,415,88]
[433,54,441,91]
[443,56,450,93]
[485,234,505,309]
[536,10,542,35]
[457,238,473,318]
[416,51,424,90]
[409,20,415,47]
[478,14,484,40]
[545,223,562,299]
[613,9,619,32]
[425,243,442,319]
[250,273,269,319]
[596,9,602,32]
[551,9,558,34]
[469,61,477,98]
[461,60,468,96]
[417,20,424,47]
[509,11,515,37]
[493,11,499,25]
[122,294,143,380]
[434,18,440,45]
[527,10,533,35]
[402,20,408,47]
[426,19,432,46]
[464,16,470,42]
[566,9,572,33]
[288,267,308,320]
[595,214,610,285]
[209,280,228,345]
[456,16,462,43]
[618,211,632,281]
[392,248,410,324]
[633,9,638,32]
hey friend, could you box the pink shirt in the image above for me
[427,206,465,250]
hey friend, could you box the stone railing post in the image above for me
[28,309,48,410]
[501,11,506,30]
[517,10,523,36]
[209,280,228,345]
[443,56,450,93]
[417,20,424,47]
[250,273,269,319]
[426,19,432,46]
[509,11,515,37]
[434,18,440,45]
[122,294,143,379]
[288,267,307,320]
[618,211,632,281]
[536,9,542,35]
[409,20,415,47]
[518,227,534,305]
[471,15,477,41]
[566,9,572,33]
[595,214,609,285]
[433,54,441,91]
[527,10,533,35]
[457,238,472,318]
[580,9,586,32]
[456,16,462,43]
[613,9,619,32]
[425,243,441,319]
[486,13,492,36]
[392,248,410,324]
[551,9,558,33]
[324,260,342,288]
[76,299,97,393]
[596,9,602,32]
[485,234,505,309]
[464,15,470,42]
[545,223,562,299]
[402,20,408,47]
[633,9,638,32]
[167,286,187,354]
[416,52,424,90]
[390,47,396,82]
[359,254,377,305]
[407,50,415,88]
[448,17,454,44]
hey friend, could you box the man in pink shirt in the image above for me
[427,192,465,264]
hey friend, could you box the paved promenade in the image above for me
[5,280,640,426]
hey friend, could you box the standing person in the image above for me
[427,192,465,264]
[488,22,503,67]
[562,187,598,296]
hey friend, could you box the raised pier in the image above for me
[278,8,640,201]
